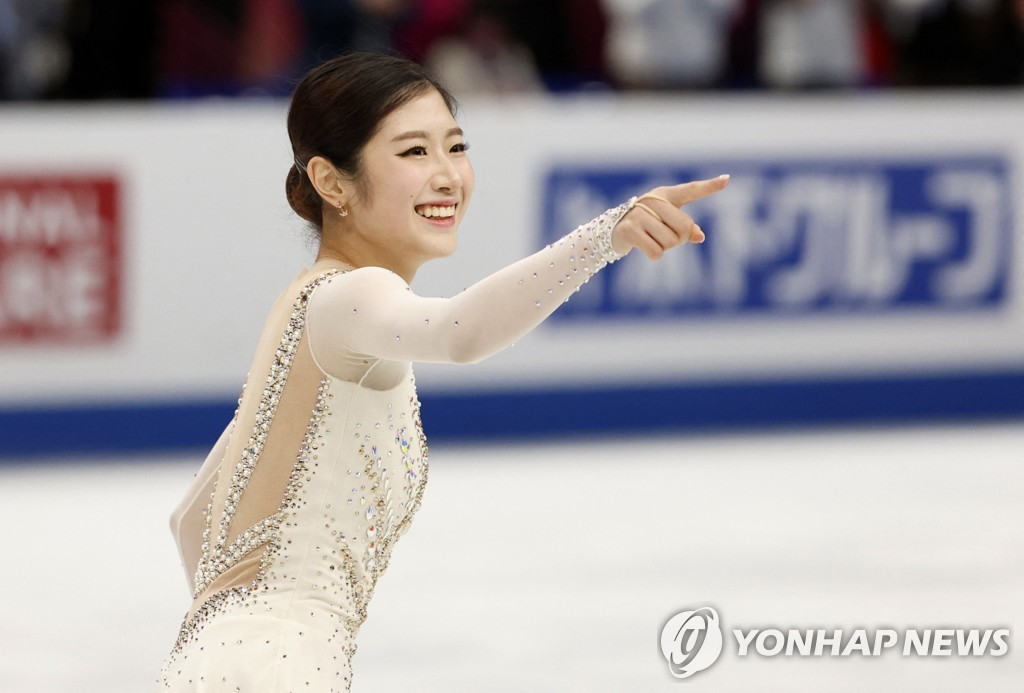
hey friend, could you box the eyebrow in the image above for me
[391,127,464,142]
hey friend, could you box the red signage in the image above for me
[0,176,122,343]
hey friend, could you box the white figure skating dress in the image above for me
[155,201,633,691]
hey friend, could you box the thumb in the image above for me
[655,175,730,207]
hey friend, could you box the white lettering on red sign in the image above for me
[0,177,121,342]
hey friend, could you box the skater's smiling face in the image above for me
[286,53,474,280]
[333,88,475,281]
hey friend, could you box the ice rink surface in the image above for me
[0,421,1021,692]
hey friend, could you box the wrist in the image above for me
[610,227,632,256]
[591,196,636,263]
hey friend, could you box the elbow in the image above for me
[169,508,182,539]
[448,349,485,365]
[169,497,191,542]
[446,340,490,365]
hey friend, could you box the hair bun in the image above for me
[286,164,323,227]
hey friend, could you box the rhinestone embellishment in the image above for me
[193,270,341,598]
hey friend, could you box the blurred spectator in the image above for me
[157,0,302,97]
[862,1,898,87]
[758,0,867,89]
[394,0,471,63]
[0,0,17,96]
[53,0,157,99]
[512,0,609,90]
[884,0,1024,85]
[2,0,1021,99]
[604,0,742,89]
[723,0,762,88]
[424,0,543,95]
[297,0,406,72]
[1,0,71,99]
[238,0,304,90]
[157,0,248,97]
[558,0,611,87]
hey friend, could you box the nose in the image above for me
[432,153,462,193]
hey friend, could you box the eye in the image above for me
[399,146,427,157]
[450,142,470,153]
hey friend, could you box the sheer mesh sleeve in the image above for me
[170,418,233,594]
[308,199,634,373]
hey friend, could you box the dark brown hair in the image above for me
[285,53,457,231]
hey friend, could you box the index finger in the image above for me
[651,175,730,208]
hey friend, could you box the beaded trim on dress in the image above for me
[173,270,340,655]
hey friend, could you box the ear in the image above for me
[307,156,349,210]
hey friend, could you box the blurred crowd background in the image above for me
[0,0,1022,101]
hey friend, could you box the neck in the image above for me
[315,245,358,270]
[316,227,419,283]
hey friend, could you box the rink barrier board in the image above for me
[1,370,1022,460]
[1,97,1023,457]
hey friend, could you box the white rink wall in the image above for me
[0,93,1022,454]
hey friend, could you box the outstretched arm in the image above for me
[308,176,728,370]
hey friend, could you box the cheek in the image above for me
[363,163,417,211]
[461,160,476,199]
[392,167,424,200]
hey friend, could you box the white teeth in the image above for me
[417,205,455,218]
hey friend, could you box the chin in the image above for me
[435,237,458,258]
[438,227,460,254]
[416,237,457,265]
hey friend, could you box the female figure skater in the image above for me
[156,52,727,691]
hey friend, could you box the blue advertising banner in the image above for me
[542,156,1013,320]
